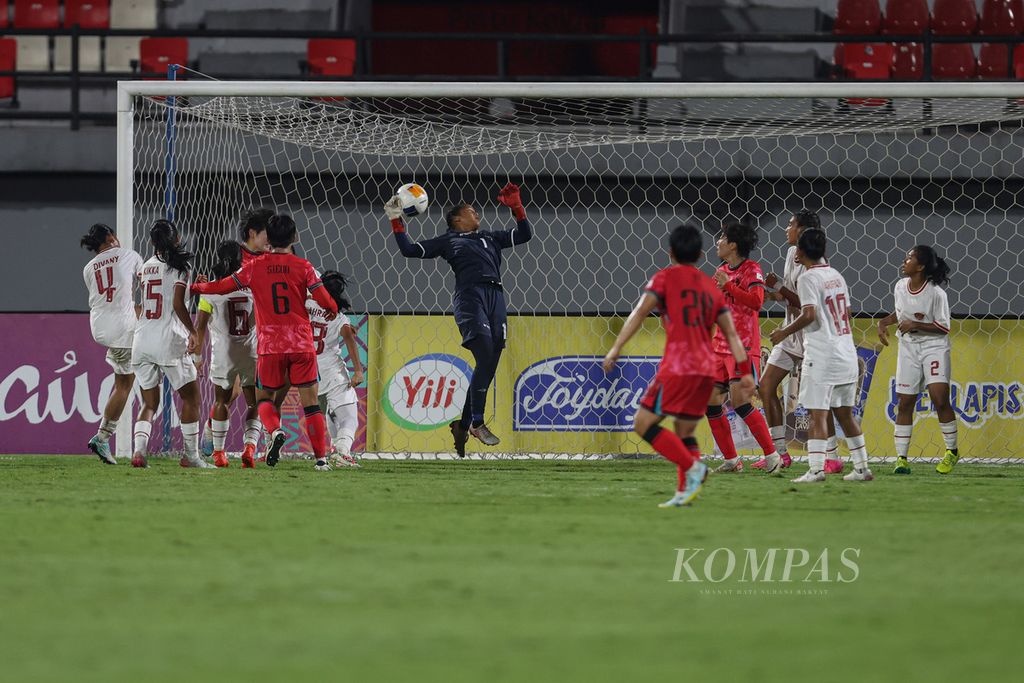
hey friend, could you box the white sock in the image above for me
[894,424,913,458]
[807,438,827,473]
[768,425,788,455]
[243,419,262,448]
[940,420,958,451]
[180,421,199,460]
[846,433,868,469]
[211,418,229,452]
[331,403,359,457]
[826,435,839,461]
[133,420,152,455]
[97,417,117,441]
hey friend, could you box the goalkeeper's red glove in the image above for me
[497,182,526,221]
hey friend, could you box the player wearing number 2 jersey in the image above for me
[192,214,339,471]
[604,225,755,508]
[80,223,144,465]
[769,229,873,483]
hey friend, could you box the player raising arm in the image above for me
[386,182,532,456]
[192,214,339,471]
[193,240,260,468]
[130,220,210,468]
[877,245,958,475]
[603,224,755,507]
[769,229,873,483]
[81,223,144,465]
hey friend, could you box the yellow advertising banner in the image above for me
[366,315,1024,459]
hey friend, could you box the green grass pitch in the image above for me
[1,456,1022,682]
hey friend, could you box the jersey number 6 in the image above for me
[272,282,290,315]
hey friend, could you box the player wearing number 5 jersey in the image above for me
[194,241,260,468]
[192,214,339,471]
[877,245,958,475]
[130,220,211,469]
[769,229,873,483]
[81,223,144,465]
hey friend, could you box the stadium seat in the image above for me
[932,43,978,78]
[835,42,893,79]
[593,14,659,78]
[0,0,8,29]
[109,0,156,29]
[834,0,882,35]
[103,36,139,72]
[54,36,101,72]
[13,0,58,28]
[306,39,356,77]
[891,42,924,78]
[980,0,1023,34]
[64,0,111,28]
[0,38,14,100]
[932,0,978,34]
[882,0,929,33]
[16,35,48,71]
[138,37,187,75]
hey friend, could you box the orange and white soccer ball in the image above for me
[396,183,429,217]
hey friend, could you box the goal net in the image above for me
[118,81,1024,463]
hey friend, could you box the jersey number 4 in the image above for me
[94,266,116,303]
[825,293,851,335]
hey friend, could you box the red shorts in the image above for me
[712,352,761,388]
[640,373,715,420]
[257,352,318,390]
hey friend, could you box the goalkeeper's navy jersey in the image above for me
[394,219,532,292]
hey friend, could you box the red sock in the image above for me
[648,427,695,472]
[257,400,281,433]
[736,404,777,456]
[304,407,328,458]
[707,410,737,459]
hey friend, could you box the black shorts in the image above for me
[453,284,507,349]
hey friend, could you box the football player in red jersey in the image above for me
[604,224,756,507]
[707,220,782,473]
[192,214,339,471]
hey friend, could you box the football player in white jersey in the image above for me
[769,229,874,483]
[194,241,260,468]
[81,223,144,464]
[760,210,842,474]
[130,220,211,469]
[308,270,365,468]
[877,245,957,475]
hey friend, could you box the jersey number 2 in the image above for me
[95,266,116,303]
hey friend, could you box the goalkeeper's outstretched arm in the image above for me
[385,196,444,259]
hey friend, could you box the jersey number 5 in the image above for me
[825,293,851,335]
[95,266,116,303]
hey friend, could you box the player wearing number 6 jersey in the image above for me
[604,224,755,507]
[81,223,144,465]
[192,214,338,471]
[769,229,873,483]
[194,241,260,468]
[877,246,958,475]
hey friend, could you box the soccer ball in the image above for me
[396,183,429,217]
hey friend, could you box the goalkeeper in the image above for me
[386,183,533,456]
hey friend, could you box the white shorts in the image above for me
[105,347,133,375]
[799,379,857,411]
[766,345,801,375]
[895,342,951,395]
[319,375,357,412]
[133,356,198,391]
[210,355,257,391]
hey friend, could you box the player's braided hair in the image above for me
[239,208,274,243]
[212,240,242,280]
[914,245,951,287]
[721,220,759,258]
[794,209,821,231]
[321,270,353,312]
[80,223,115,252]
[151,219,193,274]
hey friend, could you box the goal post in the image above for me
[115,80,1024,463]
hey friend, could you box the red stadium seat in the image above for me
[13,0,58,28]
[0,38,14,99]
[0,0,8,29]
[593,14,659,78]
[64,0,111,29]
[932,43,977,78]
[307,39,356,77]
[891,42,924,78]
[138,37,188,76]
[932,0,978,34]
[882,0,929,33]
[834,0,882,35]
[980,0,1023,34]
[835,42,893,79]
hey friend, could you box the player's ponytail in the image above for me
[321,270,353,311]
[212,240,242,280]
[150,219,193,274]
[80,223,114,252]
[914,245,951,287]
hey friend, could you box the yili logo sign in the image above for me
[382,353,472,431]
[514,355,659,432]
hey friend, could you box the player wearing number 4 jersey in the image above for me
[770,229,873,483]
[604,224,756,508]
[194,241,260,468]
[192,214,338,471]
[877,246,958,475]
[81,223,144,465]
